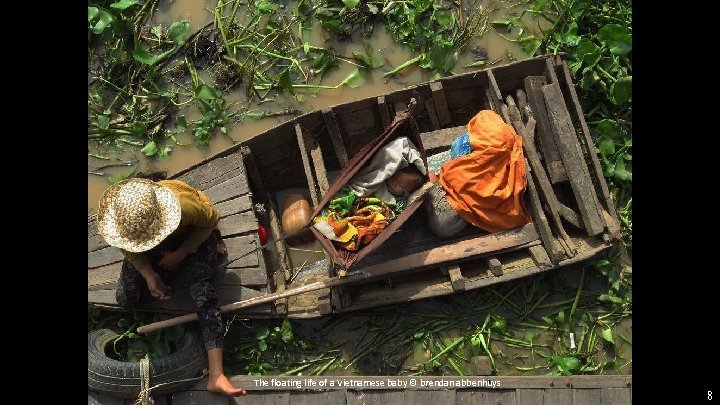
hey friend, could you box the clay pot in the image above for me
[281,194,315,246]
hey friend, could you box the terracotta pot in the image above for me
[281,194,315,246]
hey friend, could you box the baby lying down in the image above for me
[313,136,429,251]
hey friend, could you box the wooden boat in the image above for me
[88,54,621,319]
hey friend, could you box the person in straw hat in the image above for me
[98,177,246,397]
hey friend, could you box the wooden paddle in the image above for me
[136,272,366,334]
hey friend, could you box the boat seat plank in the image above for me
[542,389,572,405]
[218,210,260,237]
[525,167,565,263]
[88,246,124,269]
[542,81,605,236]
[215,195,253,219]
[359,223,539,276]
[424,99,441,130]
[174,151,245,191]
[203,173,251,205]
[420,125,466,153]
[296,124,321,206]
[88,262,123,290]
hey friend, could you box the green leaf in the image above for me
[367,3,379,14]
[435,11,453,28]
[277,69,294,94]
[281,319,293,343]
[597,24,632,56]
[574,38,601,70]
[342,0,359,9]
[256,326,269,340]
[133,39,174,65]
[601,327,615,345]
[340,68,364,88]
[243,111,266,121]
[168,20,190,44]
[518,35,541,56]
[141,141,158,156]
[255,0,277,14]
[611,76,632,105]
[258,340,268,351]
[551,356,580,375]
[597,135,615,156]
[614,156,631,182]
[594,119,622,139]
[151,25,163,40]
[97,115,110,130]
[427,44,458,73]
[194,84,218,100]
[158,146,172,158]
[412,0,431,12]
[532,0,548,12]
[131,121,147,136]
[110,0,138,10]
[90,9,114,34]
[88,7,99,22]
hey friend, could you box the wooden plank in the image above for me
[305,128,330,196]
[528,245,551,268]
[524,76,567,184]
[224,235,259,267]
[512,116,574,256]
[542,82,605,236]
[394,101,408,116]
[516,389,544,405]
[172,391,229,405]
[487,69,511,123]
[233,391,290,405]
[443,264,465,291]
[488,256,503,276]
[347,390,404,405]
[358,223,539,276]
[573,388,602,405]
[217,210,258,237]
[525,167,564,264]
[456,390,484,404]
[482,390,516,405]
[88,219,108,252]
[557,60,620,222]
[266,191,294,281]
[290,391,347,405]
[240,146,267,198]
[204,174,250,204]
[174,152,244,191]
[558,203,583,229]
[600,388,631,405]
[88,246,124,269]
[377,96,391,128]
[322,108,349,167]
[542,389,572,405]
[420,125,467,152]
[430,81,452,126]
[215,195,253,219]
[217,267,268,286]
[295,124,320,207]
[404,389,455,405]
[88,262,122,289]
[425,99,441,130]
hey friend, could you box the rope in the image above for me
[134,357,154,405]
[133,356,210,405]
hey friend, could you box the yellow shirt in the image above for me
[121,180,220,270]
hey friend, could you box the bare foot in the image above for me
[207,373,247,397]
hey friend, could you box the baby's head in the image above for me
[385,165,425,197]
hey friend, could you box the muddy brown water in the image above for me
[89,0,630,376]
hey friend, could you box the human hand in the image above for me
[144,270,171,300]
[159,248,188,271]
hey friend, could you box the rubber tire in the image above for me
[88,327,208,398]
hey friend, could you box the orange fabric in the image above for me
[439,110,531,233]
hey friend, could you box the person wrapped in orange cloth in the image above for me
[427,110,531,236]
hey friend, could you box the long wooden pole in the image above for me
[136,273,365,334]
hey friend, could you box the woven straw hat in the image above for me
[97,178,182,252]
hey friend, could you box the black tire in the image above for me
[88,327,208,398]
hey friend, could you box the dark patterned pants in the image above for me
[115,230,224,350]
